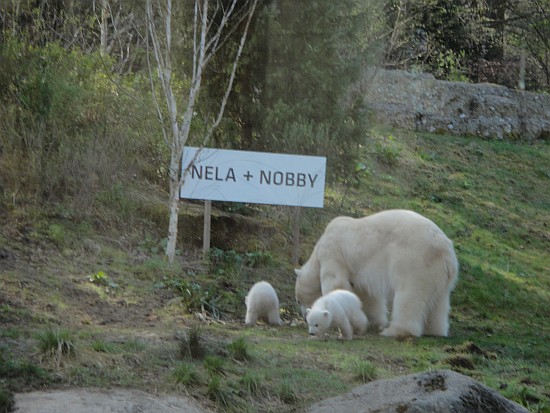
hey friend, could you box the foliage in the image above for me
[168,279,223,318]
[277,379,300,404]
[88,271,119,289]
[204,0,383,180]
[204,355,226,376]
[178,325,207,360]
[350,358,377,383]
[0,129,549,412]
[227,337,251,362]
[373,134,402,166]
[0,35,160,218]
[35,327,76,368]
[173,362,201,386]
[383,0,550,91]
[206,375,238,409]
[239,373,264,397]
[91,340,116,354]
[0,388,14,413]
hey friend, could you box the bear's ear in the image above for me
[294,268,302,277]
[305,308,311,316]
[322,310,329,318]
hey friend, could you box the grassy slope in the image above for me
[1,129,549,412]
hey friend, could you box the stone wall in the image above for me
[361,68,550,141]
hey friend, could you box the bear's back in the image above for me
[316,210,455,273]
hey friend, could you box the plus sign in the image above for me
[244,171,253,181]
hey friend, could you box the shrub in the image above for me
[351,358,377,383]
[178,325,206,360]
[0,388,15,413]
[239,373,264,397]
[206,376,236,408]
[35,327,76,368]
[203,355,226,376]
[227,337,251,362]
[277,379,299,404]
[173,363,200,386]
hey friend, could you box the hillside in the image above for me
[1,129,549,412]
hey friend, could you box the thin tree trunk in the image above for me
[100,0,108,55]
[146,0,258,263]
[166,149,181,261]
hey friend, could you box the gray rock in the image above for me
[361,67,550,141]
[14,388,215,413]
[306,369,529,413]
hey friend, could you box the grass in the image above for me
[35,327,76,367]
[350,358,377,383]
[173,362,201,386]
[227,337,251,361]
[0,129,549,412]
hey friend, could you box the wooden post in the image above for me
[291,206,302,266]
[203,200,212,257]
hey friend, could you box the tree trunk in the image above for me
[146,0,258,263]
[166,150,181,262]
[100,0,108,55]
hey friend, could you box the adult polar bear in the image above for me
[295,209,459,337]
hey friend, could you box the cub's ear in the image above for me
[305,308,312,316]
[294,268,302,277]
[322,310,329,318]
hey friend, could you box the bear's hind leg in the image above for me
[350,310,368,336]
[337,317,354,340]
[381,290,426,337]
[424,293,450,336]
[363,295,388,330]
[267,308,282,326]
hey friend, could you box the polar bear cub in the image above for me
[306,289,368,340]
[245,281,282,326]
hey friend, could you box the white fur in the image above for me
[306,289,368,340]
[295,209,459,337]
[245,281,282,326]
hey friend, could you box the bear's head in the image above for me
[305,308,332,337]
[295,268,322,318]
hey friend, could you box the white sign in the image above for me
[180,147,326,208]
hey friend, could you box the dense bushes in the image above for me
[0,36,163,217]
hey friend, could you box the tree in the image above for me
[145,0,258,263]
[203,0,382,180]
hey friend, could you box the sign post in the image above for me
[181,147,326,256]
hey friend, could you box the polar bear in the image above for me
[295,209,459,337]
[306,289,368,340]
[245,281,282,326]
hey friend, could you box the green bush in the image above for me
[173,363,201,386]
[0,388,14,413]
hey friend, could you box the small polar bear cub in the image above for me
[306,289,368,340]
[245,281,282,326]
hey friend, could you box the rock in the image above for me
[361,67,550,141]
[14,388,215,413]
[306,369,529,413]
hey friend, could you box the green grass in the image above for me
[0,129,549,412]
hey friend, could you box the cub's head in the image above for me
[305,308,332,337]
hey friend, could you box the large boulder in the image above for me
[306,369,529,413]
[14,388,215,413]
[362,67,550,141]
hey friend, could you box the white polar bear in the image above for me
[306,289,368,340]
[295,209,459,338]
[245,281,282,326]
